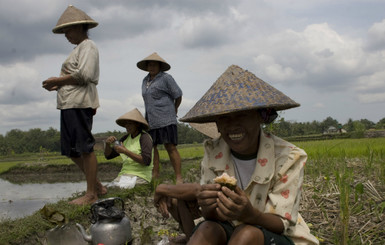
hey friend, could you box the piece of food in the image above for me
[213,172,237,190]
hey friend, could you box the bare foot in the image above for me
[176,177,183,185]
[152,172,160,179]
[169,234,187,245]
[97,183,107,196]
[69,193,98,205]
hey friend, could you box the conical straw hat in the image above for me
[180,65,300,123]
[137,52,171,72]
[116,108,149,131]
[189,122,220,139]
[52,5,98,34]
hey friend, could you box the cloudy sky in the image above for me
[1,0,385,135]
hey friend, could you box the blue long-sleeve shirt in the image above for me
[142,72,182,129]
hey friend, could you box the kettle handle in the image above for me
[91,197,125,214]
[116,197,125,211]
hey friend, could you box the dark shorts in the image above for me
[148,124,178,146]
[60,108,95,158]
[193,220,294,245]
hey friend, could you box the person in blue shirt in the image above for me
[137,52,183,184]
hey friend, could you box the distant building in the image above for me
[324,126,347,134]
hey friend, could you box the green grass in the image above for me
[158,143,204,161]
[296,137,385,159]
[296,138,385,244]
[297,138,385,185]
[0,162,20,173]
[0,152,119,174]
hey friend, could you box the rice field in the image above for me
[294,138,385,244]
[0,137,384,244]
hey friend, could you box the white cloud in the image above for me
[179,13,238,48]
[1,0,385,134]
[250,23,368,91]
[354,70,385,103]
[0,0,58,23]
[313,103,325,108]
[0,63,43,105]
[0,101,57,131]
[365,19,385,51]
[90,4,171,41]
[357,93,385,104]
[229,6,248,22]
[253,54,305,82]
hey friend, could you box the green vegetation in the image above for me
[0,151,116,174]
[1,115,384,156]
[158,143,204,161]
[267,116,385,138]
[0,185,156,244]
[297,138,385,244]
[297,137,385,160]
[0,123,206,156]
[0,138,384,244]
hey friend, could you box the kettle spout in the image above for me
[76,223,92,242]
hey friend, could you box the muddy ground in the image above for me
[0,163,121,184]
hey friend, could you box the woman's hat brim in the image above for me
[189,122,220,139]
[116,108,149,131]
[137,52,171,72]
[52,5,98,34]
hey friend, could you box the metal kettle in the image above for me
[76,197,132,245]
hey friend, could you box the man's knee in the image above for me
[229,225,264,244]
[164,143,177,152]
[191,221,227,244]
[197,221,225,234]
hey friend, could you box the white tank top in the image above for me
[231,155,256,190]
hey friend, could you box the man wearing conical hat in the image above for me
[42,5,105,205]
[154,65,319,244]
[137,52,183,184]
[104,108,154,187]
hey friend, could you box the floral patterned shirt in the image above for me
[200,129,319,245]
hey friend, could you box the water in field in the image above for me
[0,178,90,221]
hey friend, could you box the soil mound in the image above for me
[0,163,121,184]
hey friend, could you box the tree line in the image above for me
[0,124,206,156]
[267,116,385,138]
[0,117,384,156]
